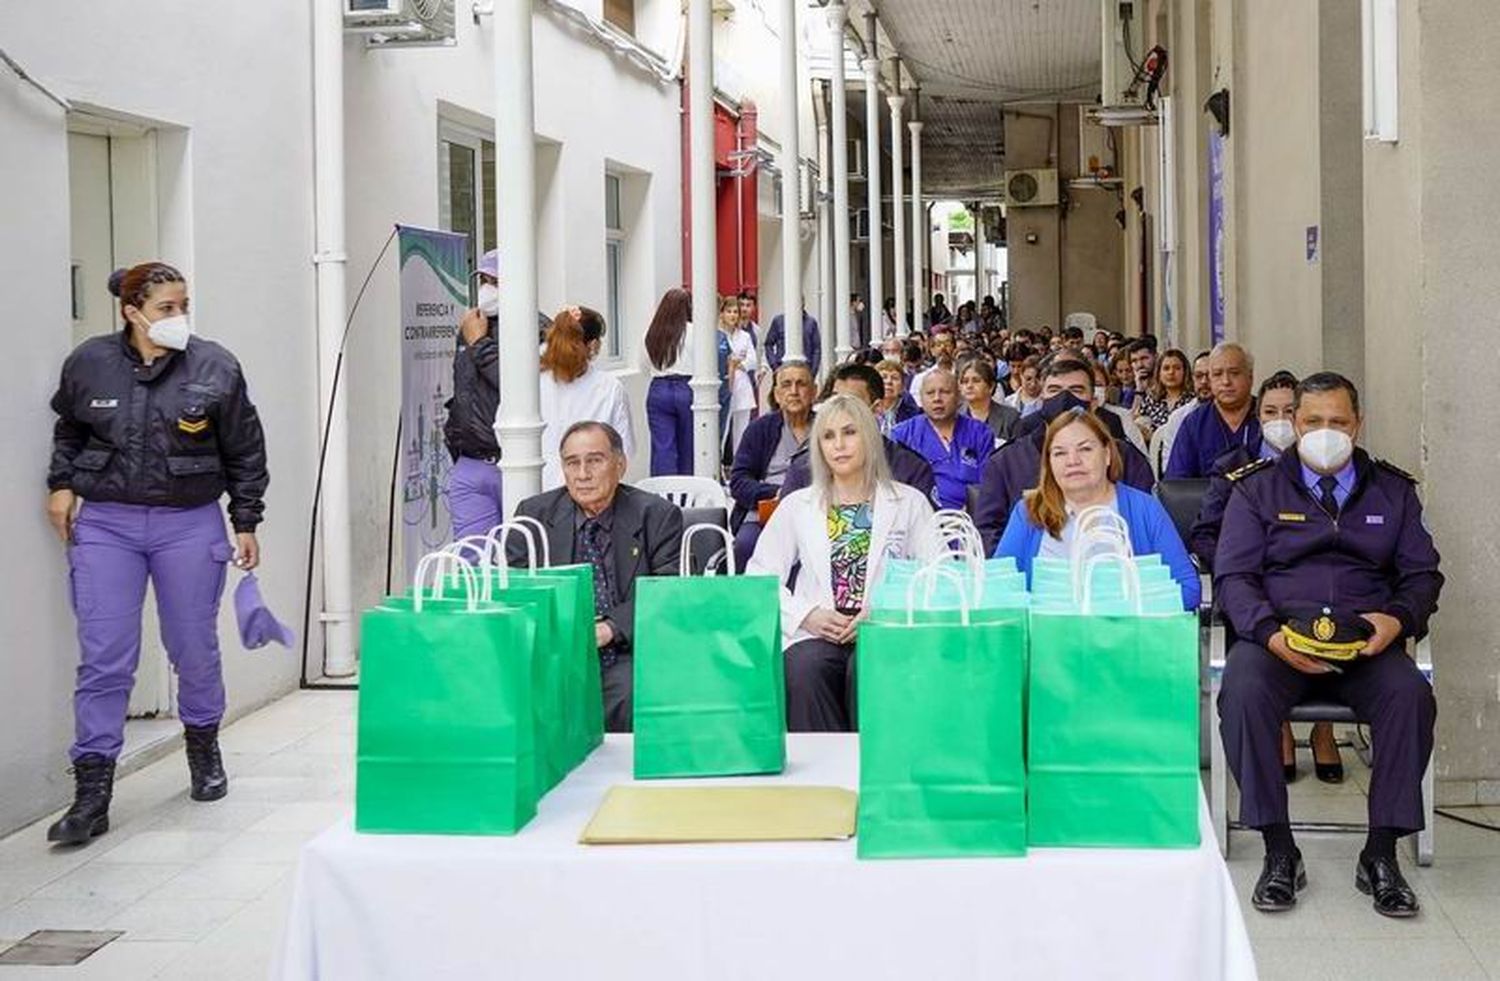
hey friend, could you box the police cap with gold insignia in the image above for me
[1280,605,1373,661]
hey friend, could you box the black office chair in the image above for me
[1154,477,1211,549]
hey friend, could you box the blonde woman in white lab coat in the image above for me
[539,307,635,489]
[747,394,936,731]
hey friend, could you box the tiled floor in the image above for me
[1,694,1498,979]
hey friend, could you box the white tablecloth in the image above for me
[274,735,1256,981]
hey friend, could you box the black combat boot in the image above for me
[184,724,228,802]
[46,754,116,845]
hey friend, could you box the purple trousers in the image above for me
[68,502,232,761]
[448,455,504,542]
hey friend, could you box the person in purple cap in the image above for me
[45,262,269,845]
[444,248,504,539]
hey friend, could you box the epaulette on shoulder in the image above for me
[1226,457,1273,482]
[1375,458,1419,484]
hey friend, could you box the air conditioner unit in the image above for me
[1004,169,1059,208]
[1101,0,1142,108]
[344,0,455,45]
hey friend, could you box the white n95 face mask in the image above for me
[1262,418,1296,452]
[146,314,193,351]
[1298,427,1354,472]
[477,283,499,318]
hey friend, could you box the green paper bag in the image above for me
[471,523,606,770]
[514,563,604,767]
[857,574,1028,859]
[422,557,569,796]
[633,525,785,778]
[357,559,538,835]
[1027,608,1200,848]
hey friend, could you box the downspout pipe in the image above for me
[312,0,355,677]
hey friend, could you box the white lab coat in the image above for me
[539,364,636,489]
[747,480,938,650]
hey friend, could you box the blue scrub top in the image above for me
[890,414,994,510]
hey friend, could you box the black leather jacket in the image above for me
[443,315,501,461]
[48,333,269,532]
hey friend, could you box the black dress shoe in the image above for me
[1314,759,1345,784]
[1253,849,1306,912]
[1312,734,1345,783]
[1356,854,1420,918]
[1283,762,1298,783]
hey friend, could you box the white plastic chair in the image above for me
[636,475,729,510]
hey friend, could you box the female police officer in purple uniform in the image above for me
[44,262,268,845]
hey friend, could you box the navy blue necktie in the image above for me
[579,519,621,665]
[1317,475,1340,516]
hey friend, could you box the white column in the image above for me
[816,94,835,379]
[688,0,720,478]
[859,55,882,359]
[829,2,851,367]
[494,0,544,508]
[908,119,924,329]
[888,91,906,340]
[971,205,982,304]
[312,0,354,676]
[778,0,804,364]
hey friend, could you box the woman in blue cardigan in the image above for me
[994,408,1201,611]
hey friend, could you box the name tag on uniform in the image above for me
[1277,512,1307,523]
[1366,515,1385,525]
[89,398,119,409]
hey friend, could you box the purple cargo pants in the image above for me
[67,501,233,761]
[447,455,504,542]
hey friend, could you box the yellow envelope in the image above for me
[579,785,857,845]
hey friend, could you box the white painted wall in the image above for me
[340,4,684,596]
[0,1,318,835]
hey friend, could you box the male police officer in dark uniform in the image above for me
[1216,372,1442,918]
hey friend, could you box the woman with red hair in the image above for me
[539,307,634,489]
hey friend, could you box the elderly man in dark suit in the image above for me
[510,421,684,732]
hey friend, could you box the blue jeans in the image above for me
[647,376,694,476]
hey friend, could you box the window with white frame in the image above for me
[438,120,497,279]
[604,173,625,361]
[1362,0,1398,142]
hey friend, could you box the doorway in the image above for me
[66,111,174,722]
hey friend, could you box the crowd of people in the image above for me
[42,256,1443,925]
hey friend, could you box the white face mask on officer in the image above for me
[1262,419,1296,452]
[1298,427,1354,473]
[477,283,499,318]
[143,314,193,351]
